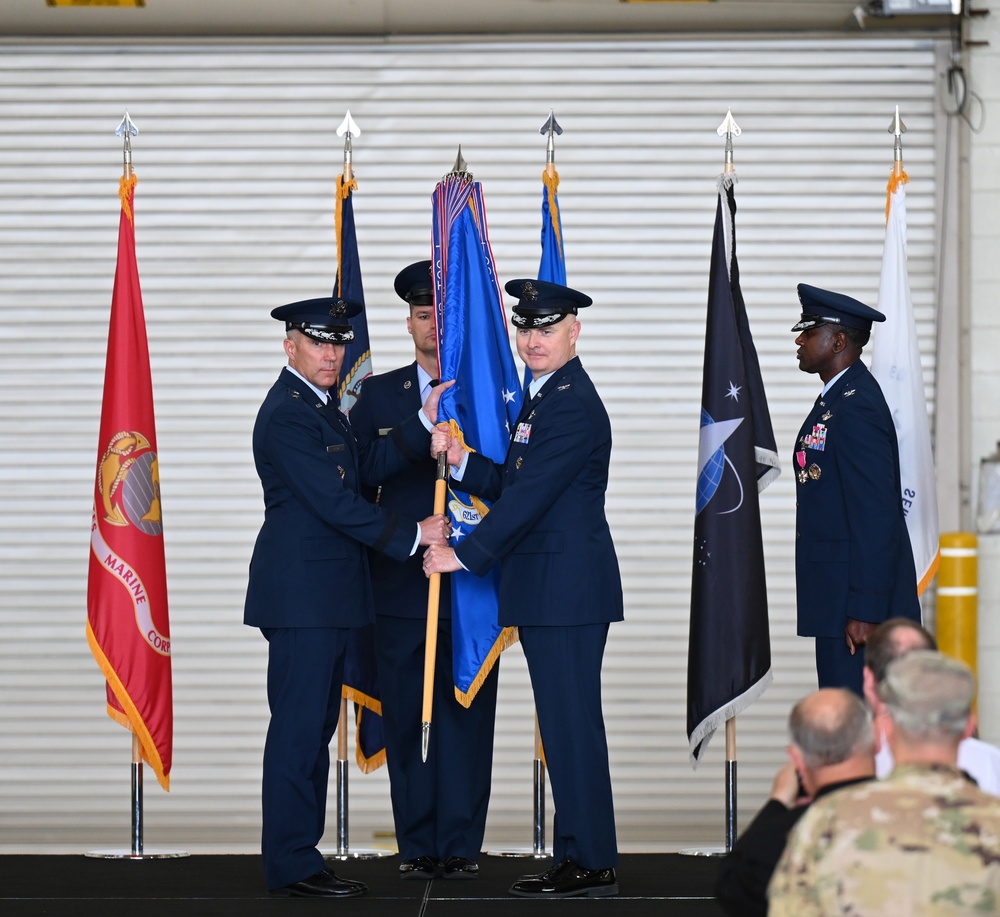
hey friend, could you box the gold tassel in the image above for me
[886,168,909,221]
[454,626,520,708]
[334,173,358,297]
[542,169,563,258]
[119,173,137,225]
[353,706,388,774]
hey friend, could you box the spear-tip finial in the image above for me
[337,110,360,172]
[445,145,472,181]
[717,108,741,172]
[115,111,138,171]
[888,105,907,163]
[539,109,563,166]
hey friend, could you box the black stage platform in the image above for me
[0,854,726,916]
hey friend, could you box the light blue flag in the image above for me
[432,176,522,704]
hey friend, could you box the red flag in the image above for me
[86,174,172,791]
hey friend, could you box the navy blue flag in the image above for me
[333,172,385,773]
[687,174,779,766]
[432,175,522,704]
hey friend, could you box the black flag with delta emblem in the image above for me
[687,175,780,765]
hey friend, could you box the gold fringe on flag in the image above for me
[119,173,138,226]
[542,168,563,257]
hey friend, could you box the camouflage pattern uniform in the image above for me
[768,763,1000,915]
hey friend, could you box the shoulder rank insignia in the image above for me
[557,384,571,391]
[844,389,856,397]
[291,390,301,398]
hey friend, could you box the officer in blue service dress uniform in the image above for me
[423,279,623,899]
[244,295,450,898]
[349,261,499,880]
[791,283,919,696]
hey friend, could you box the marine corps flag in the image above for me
[870,169,940,595]
[87,170,173,791]
[687,175,779,766]
[432,171,522,705]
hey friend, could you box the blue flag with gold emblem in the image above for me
[687,174,779,765]
[432,175,522,704]
[333,172,385,773]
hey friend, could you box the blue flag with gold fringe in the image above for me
[687,174,779,766]
[432,174,522,704]
[333,172,385,773]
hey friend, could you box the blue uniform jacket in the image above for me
[453,356,623,627]
[794,360,919,638]
[350,362,451,619]
[244,367,430,629]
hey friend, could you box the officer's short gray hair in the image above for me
[879,650,975,739]
[789,688,874,770]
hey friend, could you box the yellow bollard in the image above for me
[936,533,978,679]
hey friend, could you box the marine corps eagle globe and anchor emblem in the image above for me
[97,429,162,534]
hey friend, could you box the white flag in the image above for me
[871,174,940,595]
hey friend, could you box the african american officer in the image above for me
[423,279,623,898]
[244,295,451,898]
[791,283,919,696]
[349,261,498,880]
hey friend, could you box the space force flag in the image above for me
[432,173,522,704]
[87,170,173,791]
[687,174,779,766]
[870,170,940,595]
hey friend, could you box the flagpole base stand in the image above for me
[85,849,189,859]
[322,847,395,860]
[677,846,727,857]
[485,848,551,858]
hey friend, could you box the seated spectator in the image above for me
[715,688,874,917]
[863,617,1000,795]
[769,651,1000,916]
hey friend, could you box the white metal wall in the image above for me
[0,36,943,851]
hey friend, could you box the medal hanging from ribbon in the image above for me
[796,449,808,484]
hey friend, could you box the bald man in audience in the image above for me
[769,651,1000,916]
[715,688,875,917]
[863,617,1000,795]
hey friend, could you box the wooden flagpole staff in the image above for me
[421,451,450,761]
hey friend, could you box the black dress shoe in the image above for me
[269,868,367,898]
[509,857,618,898]
[399,855,441,880]
[442,856,479,879]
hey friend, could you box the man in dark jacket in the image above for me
[424,279,623,898]
[350,261,499,880]
[244,295,450,897]
[791,283,919,694]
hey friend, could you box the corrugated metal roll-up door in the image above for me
[0,36,944,851]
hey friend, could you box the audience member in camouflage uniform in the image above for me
[768,651,1000,916]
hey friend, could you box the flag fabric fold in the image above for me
[432,175,522,705]
[687,174,779,766]
[331,172,386,772]
[87,173,173,791]
[870,170,940,596]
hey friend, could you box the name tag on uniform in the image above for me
[326,444,345,453]
[514,422,532,444]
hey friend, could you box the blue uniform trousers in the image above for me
[519,623,618,870]
[814,635,866,696]
[374,614,498,861]
[260,626,348,890]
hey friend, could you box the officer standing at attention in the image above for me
[349,261,499,880]
[244,295,451,898]
[423,279,623,899]
[791,283,919,696]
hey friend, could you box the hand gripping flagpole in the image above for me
[327,112,391,859]
[88,114,186,860]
